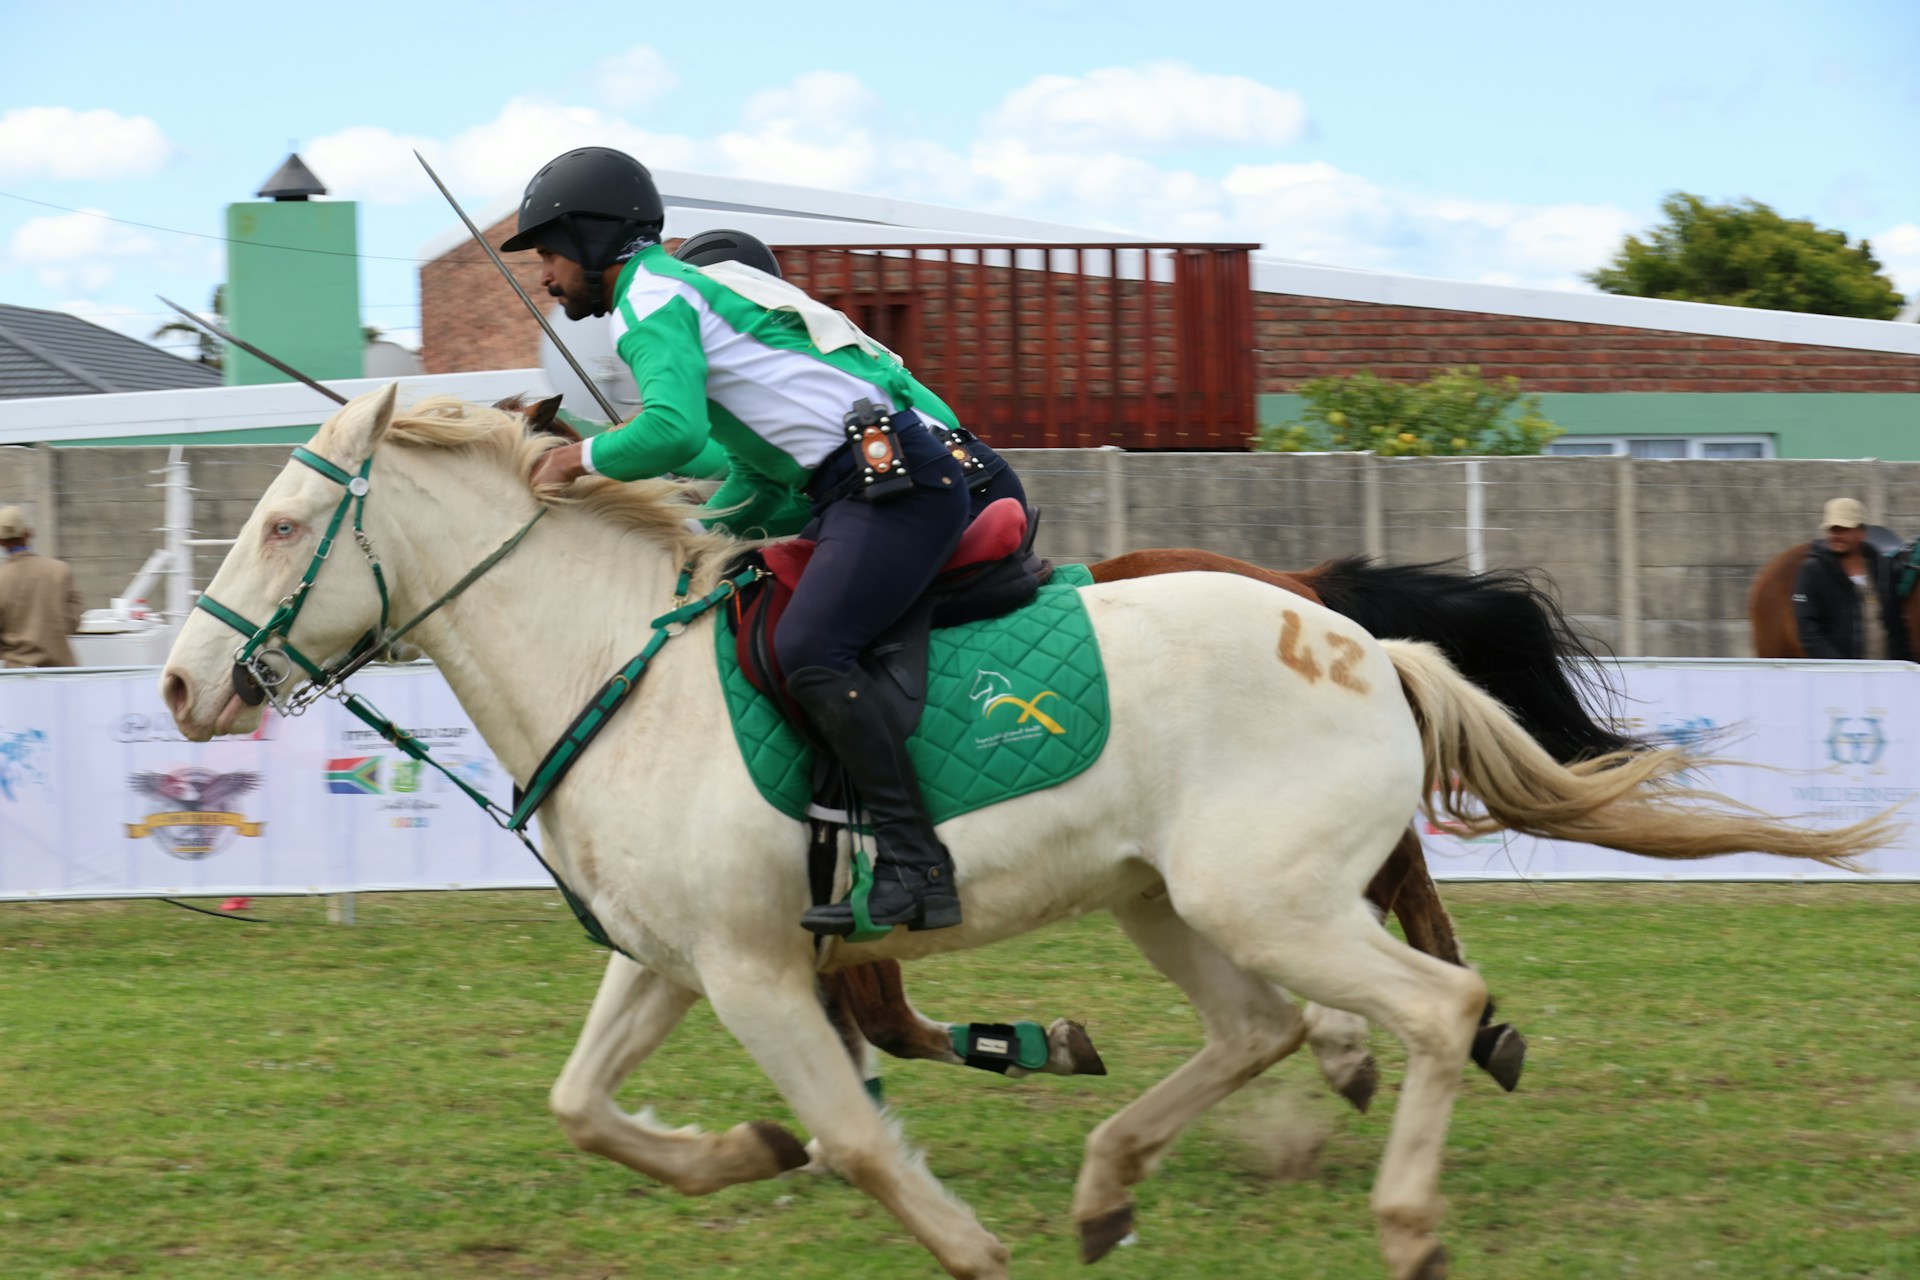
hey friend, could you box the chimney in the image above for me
[224,154,363,385]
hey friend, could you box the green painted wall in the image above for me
[224,201,362,386]
[1257,392,1920,459]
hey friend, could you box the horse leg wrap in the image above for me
[950,1021,1051,1073]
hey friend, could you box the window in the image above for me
[1543,435,1775,460]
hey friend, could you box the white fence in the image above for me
[1,659,1917,902]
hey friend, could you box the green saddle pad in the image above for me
[715,565,1109,824]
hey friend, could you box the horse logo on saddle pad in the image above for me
[970,669,1067,745]
[718,565,1110,824]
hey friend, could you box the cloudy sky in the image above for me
[2,0,1915,356]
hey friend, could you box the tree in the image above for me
[1254,366,1562,457]
[151,284,225,368]
[1587,193,1904,320]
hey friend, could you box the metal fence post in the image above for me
[1361,452,1384,559]
[1615,454,1642,657]
[1463,459,1486,574]
[1102,445,1128,558]
[30,443,57,558]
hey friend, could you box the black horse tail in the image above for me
[1309,556,1643,763]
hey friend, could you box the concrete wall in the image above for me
[9,443,1918,659]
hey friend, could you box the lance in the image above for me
[156,296,348,406]
[413,150,624,426]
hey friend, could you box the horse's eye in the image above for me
[270,520,297,540]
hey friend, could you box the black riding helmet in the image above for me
[672,228,783,279]
[501,147,665,312]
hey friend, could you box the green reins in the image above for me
[195,442,759,953]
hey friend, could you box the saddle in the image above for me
[725,497,1051,919]
[726,497,1051,736]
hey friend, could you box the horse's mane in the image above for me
[318,395,746,592]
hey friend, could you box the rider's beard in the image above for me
[552,281,601,322]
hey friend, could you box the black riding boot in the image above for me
[786,664,962,936]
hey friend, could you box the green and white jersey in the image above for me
[583,244,947,537]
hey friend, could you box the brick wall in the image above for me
[419,234,1920,439]
[419,214,546,374]
[1254,296,1920,394]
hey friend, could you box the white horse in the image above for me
[160,388,1891,1280]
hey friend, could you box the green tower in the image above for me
[224,154,362,386]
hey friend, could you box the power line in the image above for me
[0,189,498,266]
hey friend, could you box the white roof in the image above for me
[0,370,551,446]
[425,168,1920,359]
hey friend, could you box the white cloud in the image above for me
[717,120,879,190]
[8,210,156,295]
[0,107,173,180]
[715,73,886,189]
[303,125,439,205]
[1214,160,1637,285]
[300,59,1636,291]
[304,99,699,206]
[989,62,1308,152]
[1872,222,1920,301]
[740,72,878,129]
[595,45,677,110]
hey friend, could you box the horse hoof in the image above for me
[748,1120,811,1174]
[1052,1018,1109,1076]
[1409,1242,1450,1280]
[1078,1205,1135,1264]
[1471,1023,1526,1092]
[1338,1054,1380,1114]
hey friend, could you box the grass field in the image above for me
[4,884,1918,1279]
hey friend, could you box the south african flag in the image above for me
[325,756,382,795]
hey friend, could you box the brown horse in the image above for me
[822,547,1639,1101]
[1749,529,1920,657]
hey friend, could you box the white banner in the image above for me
[2,660,1916,900]
[0,664,549,900]
[1421,660,1920,880]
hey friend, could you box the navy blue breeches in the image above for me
[962,437,1027,518]
[775,412,972,676]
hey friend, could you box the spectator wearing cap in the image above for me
[1791,497,1912,661]
[0,506,83,668]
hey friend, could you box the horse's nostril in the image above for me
[161,670,192,722]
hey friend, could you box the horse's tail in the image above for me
[1308,556,1636,764]
[1382,639,1898,868]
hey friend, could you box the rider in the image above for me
[517,147,993,937]
[668,228,1027,528]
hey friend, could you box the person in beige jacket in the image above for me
[0,506,83,668]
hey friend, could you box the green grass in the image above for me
[3,885,1917,1279]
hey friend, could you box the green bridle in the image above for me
[197,444,544,713]
[191,436,758,956]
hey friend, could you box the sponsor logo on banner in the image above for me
[126,767,265,860]
[324,736,493,832]
[0,727,51,801]
[969,669,1067,749]
[325,756,383,795]
[1654,715,1719,750]
[1824,714,1887,768]
[1791,707,1915,823]
[113,709,277,743]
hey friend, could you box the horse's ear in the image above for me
[330,383,399,459]
[526,395,579,442]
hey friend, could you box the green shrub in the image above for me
[1254,366,1563,456]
